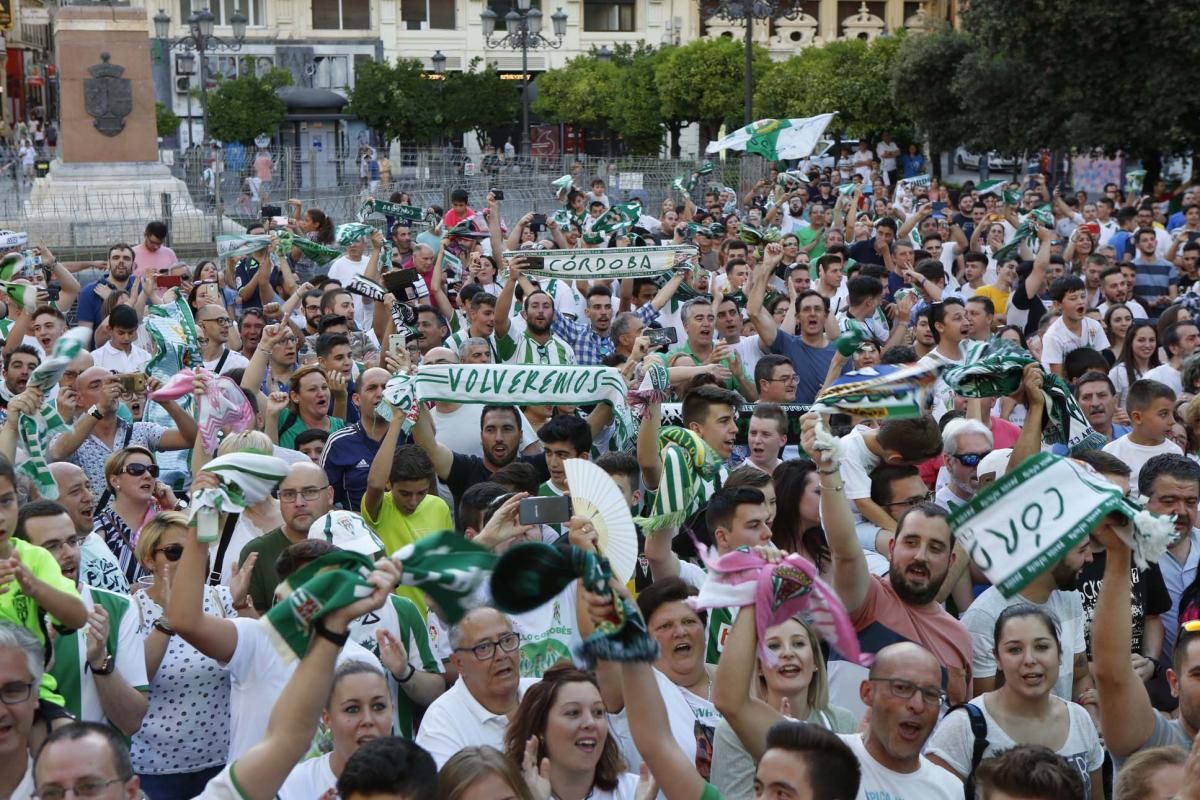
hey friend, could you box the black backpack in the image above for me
[945,702,989,799]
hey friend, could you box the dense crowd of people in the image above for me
[2,150,1200,800]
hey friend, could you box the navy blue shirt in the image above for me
[78,274,136,335]
[321,422,392,511]
[234,256,281,310]
[769,329,837,405]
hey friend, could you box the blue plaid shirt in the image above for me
[551,303,661,365]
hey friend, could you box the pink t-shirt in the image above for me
[851,575,974,704]
[254,154,273,181]
[132,243,179,277]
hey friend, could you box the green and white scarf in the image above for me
[382,363,634,449]
[216,234,272,261]
[949,451,1175,597]
[591,202,640,235]
[0,283,35,315]
[636,427,724,534]
[146,296,202,372]
[358,199,424,224]
[0,252,24,281]
[1125,169,1147,196]
[189,453,290,542]
[335,223,375,247]
[993,204,1055,264]
[901,174,931,189]
[16,326,88,498]
[942,339,1105,453]
[265,533,495,661]
[502,245,696,281]
[276,232,342,268]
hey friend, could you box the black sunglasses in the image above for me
[155,544,184,562]
[122,463,160,478]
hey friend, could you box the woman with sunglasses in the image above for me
[1109,320,1160,409]
[504,662,640,800]
[92,446,177,585]
[926,605,1103,798]
[130,511,245,798]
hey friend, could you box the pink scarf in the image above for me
[149,369,255,453]
[690,548,871,668]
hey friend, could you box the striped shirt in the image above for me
[443,328,500,361]
[496,328,576,365]
[1132,257,1179,317]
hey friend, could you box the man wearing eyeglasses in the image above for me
[0,621,41,798]
[415,606,533,769]
[196,305,249,376]
[16,501,148,737]
[934,418,994,510]
[236,462,335,613]
[839,642,963,798]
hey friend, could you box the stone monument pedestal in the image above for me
[14,5,232,247]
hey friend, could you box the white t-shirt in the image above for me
[223,617,381,760]
[278,752,336,800]
[837,427,882,524]
[1097,299,1148,319]
[327,255,373,330]
[202,348,250,376]
[429,403,539,459]
[608,668,700,775]
[961,587,1086,702]
[1103,435,1183,494]
[840,732,962,800]
[926,694,1103,792]
[1108,363,1141,407]
[1039,317,1110,369]
[511,582,583,678]
[92,341,152,373]
[877,140,900,173]
[1143,362,1184,396]
[918,348,965,423]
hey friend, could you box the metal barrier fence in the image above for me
[0,147,774,251]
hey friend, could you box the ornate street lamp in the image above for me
[704,0,803,125]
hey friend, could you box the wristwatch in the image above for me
[152,618,175,637]
[89,654,115,675]
[87,405,104,420]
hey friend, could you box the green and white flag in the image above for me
[1126,169,1147,195]
[502,245,696,281]
[949,452,1175,597]
[705,113,837,161]
[216,234,271,260]
[836,183,857,196]
[900,174,932,189]
[591,202,640,235]
[0,252,24,282]
[0,283,35,315]
[189,453,290,543]
[976,179,1006,197]
[276,231,342,268]
[335,223,375,247]
[392,532,496,623]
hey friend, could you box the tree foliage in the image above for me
[155,102,181,141]
[894,0,1200,161]
[756,35,910,142]
[532,55,623,132]
[442,58,519,149]
[206,68,291,144]
[347,58,438,145]
[657,37,772,150]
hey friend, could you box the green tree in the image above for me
[754,35,910,142]
[441,58,518,149]
[155,102,181,141]
[944,0,1200,175]
[532,55,623,133]
[891,24,972,154]
[657,37,772,151]
[608,46,669,156]
[205,68,291,144]
[347,58,438,145]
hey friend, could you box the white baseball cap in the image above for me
[308,510,385,557]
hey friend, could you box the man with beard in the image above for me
[494,269,575,364]
[0,345,37,420]
[748,245,838,405]
[413,305,450,357]
[15,501,148,735]
[412,402,548,506]
[918,296,971,421]
[961,528,1094,701]
[236,461,335,612]
[76,244,135,341]
[552,283,671,366]
[1138,454,1200,663]
[804,413,972,713]
[1097,265,1148,318]
[322,367,395,511]
[934,418,993,510]
[1094,470,1200,766]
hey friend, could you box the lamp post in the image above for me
[154,2,246,217]
[175,52,196,147]
[431,50,446,148]
[704,0,802,125]
[480,1,567,157]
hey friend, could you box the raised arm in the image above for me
[621,659,709,800]
[1008,363,1046,470]
[712,604,785,760]
[165,487,239,664]
[428,244,456,326]
[747,244,782,348]
[1022,224,1053,300]
[1093,525,1160,758]
[363,410,405,520]
[232,559,401,800]
[411,401,454,481]
[801,412,870,615]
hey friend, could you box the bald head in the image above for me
[869,642,941,683]
[75,366,110,391]
[49,462,94,533]
[422,347,459,366]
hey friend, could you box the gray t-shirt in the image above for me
[1114,713,1193,773]
[926,694,1102,797]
